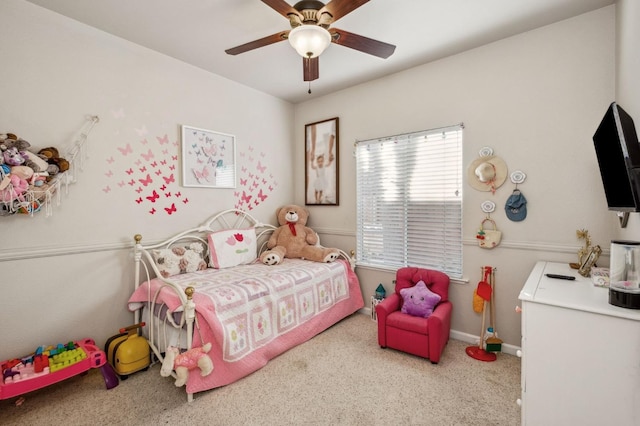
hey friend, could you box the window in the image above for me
[355,124,463,278]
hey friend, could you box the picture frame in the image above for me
[578,245,602,277]
[181,125,236,188]
[305,117,339,205]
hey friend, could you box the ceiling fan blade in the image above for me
[261,0,303,19]
[225,30,290,55]
[303,57,319,81]
[319,0,370,21]
[330,28,395,59]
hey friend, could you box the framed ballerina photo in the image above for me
[305,117,339,205]
[181,125,236,188]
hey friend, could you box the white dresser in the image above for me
[519,261,640,426]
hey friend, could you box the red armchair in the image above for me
[375,267,452,364]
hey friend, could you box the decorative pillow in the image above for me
[153,242,208,278]
[208,227,257,269]
[400,280,441,318]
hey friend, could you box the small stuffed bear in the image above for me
[160,343,214,387]
[400,280,441,318]
[259,204,340,266]
[38,147,69,176]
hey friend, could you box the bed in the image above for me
[128,209,364,401]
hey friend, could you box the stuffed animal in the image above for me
[0,174,29,203]
[259,204,340,266]
[400,280,442,318]
[38,147,69,175]
[160,343,214,387]
[3,147,28,167]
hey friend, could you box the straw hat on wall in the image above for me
[467,155,507,193]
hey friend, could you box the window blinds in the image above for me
[355,125,463,278]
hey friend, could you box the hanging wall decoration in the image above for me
[467,147,507,194]
[505,170,527,222]
[181,125,236,189]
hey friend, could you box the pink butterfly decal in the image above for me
[149,208,156,215]
[162,149,168,155]
[146,190,159,203]
[257,161,266,174]
[172,155,178,161]
[182,198,189,204]
[240,178,248,186]
[141,149,154,162]
[139,174,153,186]
[157,134,169,145]
[150,161,157,168]
[165,203,176,215]
[154,170,162,176]
[102,186,111,193]
[106,156,115,164]
[135,159,142,166]
[169,164,176,171]
[175,191,181,197]
[111,108,124,119]
[125,168,134,175]
[164,192,171,198]
[241,191,252,205]
[105,170,113,177]
[160,159,167,165]
[140,138,149,145]
[257,189,267,202]
[135,197,143,204]
[242,166,247,173]
[139,166,147,173]
[117,181,126,187]
[117,143,133,156]
[128,179,136,186]
[163,174,175,184]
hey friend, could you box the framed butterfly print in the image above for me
[181,125,236,188]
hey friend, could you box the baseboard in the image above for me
[359,308,521,357]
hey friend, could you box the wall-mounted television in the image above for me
[592,102,640,213]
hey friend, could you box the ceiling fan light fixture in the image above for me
[288,25,331,58]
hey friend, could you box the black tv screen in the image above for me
[592,102,640,212]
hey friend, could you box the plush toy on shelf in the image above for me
[160,343,214,387]
[259,204,340,266]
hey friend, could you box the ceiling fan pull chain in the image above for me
[308,81,312,94]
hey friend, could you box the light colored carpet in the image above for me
[1,313,521,425]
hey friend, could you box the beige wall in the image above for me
[0,0,295,360]
[615,0,640,237]
[0,1,626,360]
[294,6,616,348]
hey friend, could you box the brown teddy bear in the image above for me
[259,204,340,266]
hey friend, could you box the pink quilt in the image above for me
[128,259,364,394]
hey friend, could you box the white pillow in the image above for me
[152,242,207,278]
[208,227,257,269]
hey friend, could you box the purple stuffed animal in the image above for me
[400,280,441,318]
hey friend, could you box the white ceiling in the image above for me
[25,0,614,104]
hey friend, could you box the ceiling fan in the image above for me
[225,0,396,83]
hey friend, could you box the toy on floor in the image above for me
[160,343,214,387]
[0,338,117,401]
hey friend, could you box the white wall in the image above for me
[0,1,623,360]
[615,0,640,237]
[294,6,616,347]
[0,0,295,360]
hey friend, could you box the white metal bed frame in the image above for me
[132,208,354,401]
